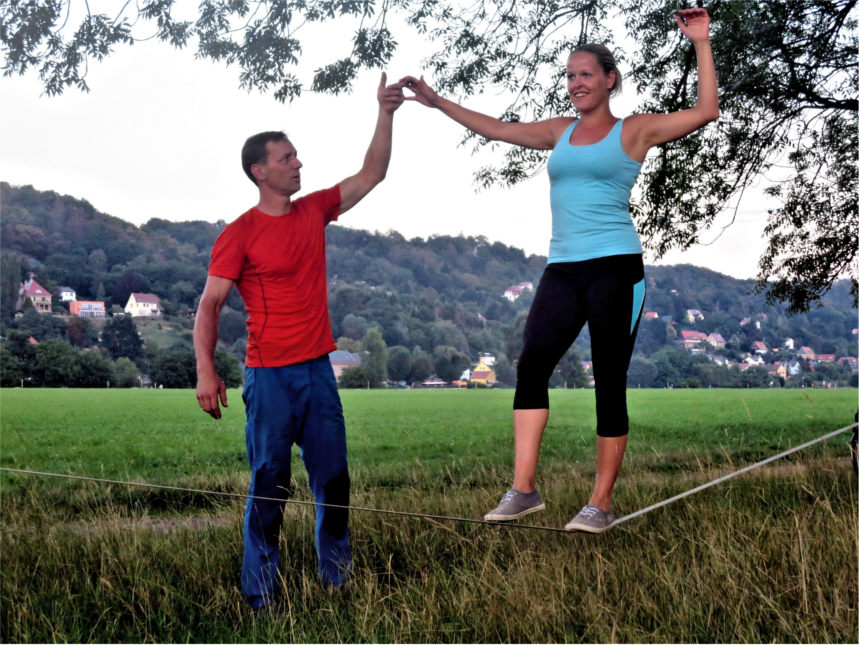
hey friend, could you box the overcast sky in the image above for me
[0,12,771,280]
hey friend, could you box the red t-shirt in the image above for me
[208,186,341,367]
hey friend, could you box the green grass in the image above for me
[1,388,857,642]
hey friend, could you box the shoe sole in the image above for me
[484,503,545,522]
[564,520,611,533]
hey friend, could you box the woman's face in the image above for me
[566,51,615,112]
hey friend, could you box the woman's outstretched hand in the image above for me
[675,8,710,44]
[400,75,441,108]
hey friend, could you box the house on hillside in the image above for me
[125,293,162,317]
[470,361,497,386]
[70,301,106,318]
[766,363,787,379]
[18,275,52,314]
[477,353,496,367]
[739,317,761,330]
[752,341,768,355]
[706,332,726,349]
[815,354,835,363]
[644,311,660,320]
[838,357,858,372]
[679,330,708,349]
[783,337,795,350]
[797,346,815,360]
[58,286,77,302]
[685,309,704,323]
[503,282,534,302]
[329,350,361,379]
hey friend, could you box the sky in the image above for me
[0,9,772,280]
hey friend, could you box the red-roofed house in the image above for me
[502,282,534,302]
[18,276,52,314]
[679,330,708,349]
[797,346,815,360]
[470,360,497,386]
[815,354,835,363]
[125,293,162,317]
[838,357,858,371]
[752,341,768,355]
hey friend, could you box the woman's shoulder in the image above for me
[545,116,578,144]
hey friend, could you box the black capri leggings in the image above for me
[513,254,645,437]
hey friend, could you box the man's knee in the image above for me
[321,469,350,539]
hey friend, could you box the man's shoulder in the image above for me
[293,186,340,210]
[218,207,257,235]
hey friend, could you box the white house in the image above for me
[502,282,534,302]
[125,292,162,317]
[58,286,77,302]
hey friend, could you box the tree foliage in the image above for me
[5,1,851,311]
[626,0,857,313]
[100,315,143,361]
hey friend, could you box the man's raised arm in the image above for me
[338,72,404,214]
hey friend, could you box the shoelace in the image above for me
[500,490,517,504]
[578,504,601,519]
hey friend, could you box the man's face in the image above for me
[254,139,302,194]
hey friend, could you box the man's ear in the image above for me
[251,163,266,184]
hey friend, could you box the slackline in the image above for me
[1,422,855,533]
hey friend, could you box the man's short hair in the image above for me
[241,131,288,185]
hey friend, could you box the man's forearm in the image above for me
[193,305,220,376]
[361,109,395,185]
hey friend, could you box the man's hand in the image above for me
[196,369,228,419]
[378,72,405,115]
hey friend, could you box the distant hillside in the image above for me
[2,182,856,383]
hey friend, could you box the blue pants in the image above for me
[241,355,351,604]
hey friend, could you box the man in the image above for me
[194,73,404,610]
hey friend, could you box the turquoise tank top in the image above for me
[546,119,643,263]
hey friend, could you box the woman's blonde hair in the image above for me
[572,44,622,96]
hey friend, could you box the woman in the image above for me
[401,8,718,532]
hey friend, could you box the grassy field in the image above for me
[1,388,857,642]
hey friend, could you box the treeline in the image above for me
[1,182,857,389]
[0,311,241,389]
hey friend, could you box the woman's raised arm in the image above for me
[401,75,572,151]
[623,8,719,162]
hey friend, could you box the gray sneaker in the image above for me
[564,504,615,533]
[484,488,545,521]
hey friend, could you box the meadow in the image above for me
[1,387,857,643]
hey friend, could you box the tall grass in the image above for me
[1,388,856,642]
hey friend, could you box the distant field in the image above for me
[1,388,856,642]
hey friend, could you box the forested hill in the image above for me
[2,182,856,376]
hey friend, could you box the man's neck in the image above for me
[255,194,293,216]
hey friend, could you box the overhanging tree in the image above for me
[3,0,855,311]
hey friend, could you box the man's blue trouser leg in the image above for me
[241,357,351,606]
